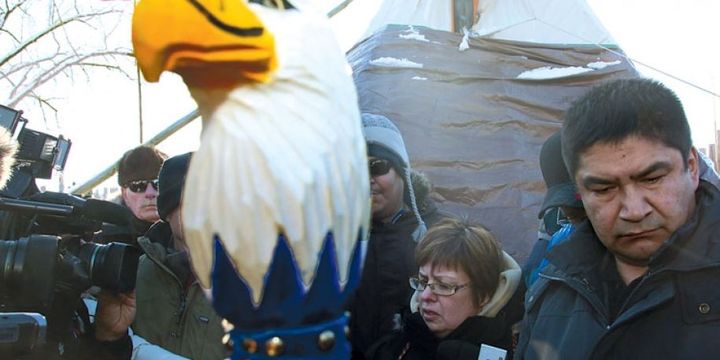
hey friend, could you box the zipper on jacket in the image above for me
[140,239,192,340]
[171,289,189,338]
[613,270,651,327]
[586,272,654,359]
[607,267,677,330]
[590,268,679,360]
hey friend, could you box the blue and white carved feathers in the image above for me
[132,1,369,304]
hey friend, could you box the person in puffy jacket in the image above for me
[516,78,720,359]
[349,114,450,359]
[132,153,226,360]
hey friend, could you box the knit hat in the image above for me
[117,145,167,186]
[362,113,410,178]
[361,113,426,240]
[538,132,582,218]
[157,152,192,222]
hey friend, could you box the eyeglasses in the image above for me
[125,179,159,193]
[409,277,469,296]
[369,158,392,177]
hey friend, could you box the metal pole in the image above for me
[327,0,353,18]
[137,65,144,144]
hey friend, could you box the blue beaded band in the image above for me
[231,313,349,359]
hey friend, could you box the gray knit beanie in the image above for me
[361,113,427,241]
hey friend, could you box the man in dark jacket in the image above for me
[516,78,720,359]
[350,113,447,359]
[132,153,226,359]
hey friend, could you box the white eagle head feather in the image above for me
[178,5,369,304]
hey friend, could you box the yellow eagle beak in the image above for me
[132,0,277,88]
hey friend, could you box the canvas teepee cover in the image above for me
[349,24,637,261]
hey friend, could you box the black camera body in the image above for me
[0,104,141,358]
[0,233,140,312]
[0,104,71,180]
[0,195,141,358]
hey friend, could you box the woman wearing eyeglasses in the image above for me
[349,114,450,359]
[366,217,523,360]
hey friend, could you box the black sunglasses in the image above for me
[125,179,159,193]
[369,159,392,177]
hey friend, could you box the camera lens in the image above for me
[0,235,59,311]
[78,242,140,292]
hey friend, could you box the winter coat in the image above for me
[367,252,523,360]
[350,172,449,359]
[516,181,720,360]
[132,222,225,360]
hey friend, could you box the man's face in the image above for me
[368,157,405,222]
[121,179,160,223]
[575,136,699,266]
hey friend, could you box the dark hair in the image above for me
[117,145,168,186]
[561,78,691,176]
[415,218,502,307]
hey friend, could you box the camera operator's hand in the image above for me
[95,290,136,341]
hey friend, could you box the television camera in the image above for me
[0,105,141,358]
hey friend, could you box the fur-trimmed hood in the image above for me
[408,170,432,211]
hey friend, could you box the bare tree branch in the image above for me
[1,0,134,125]
[14,50,91,100]
[7,49,128,107]
[0,8,119,68]
[78,61,134,80]
[29,93,60,126]
[0,0,26,31]
[4,48,63,95]
[0,0,25,44]
[1,53,58,79]
[0,28,20,43]
[30,93,58,112]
